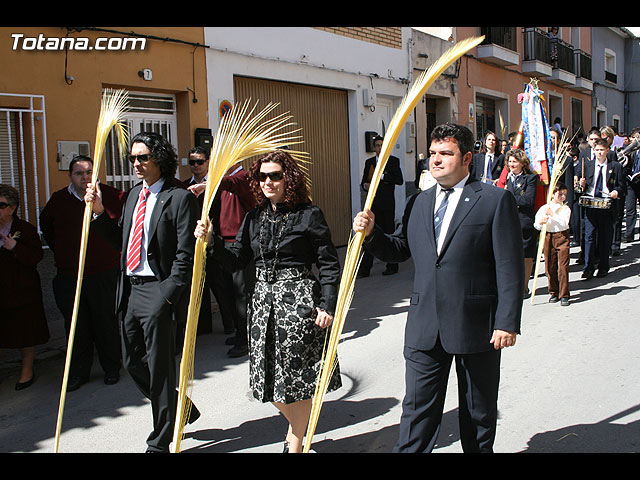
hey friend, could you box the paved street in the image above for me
[1,240,640,453]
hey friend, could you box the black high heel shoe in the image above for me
[15,373,36,391]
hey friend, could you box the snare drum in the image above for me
[579,195,612,209]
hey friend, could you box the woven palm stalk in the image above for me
[302,36,485,453]
[54,89,129,453]
[530,128,576,304]
[172,99,310,452]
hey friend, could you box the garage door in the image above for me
[233,76,352,246]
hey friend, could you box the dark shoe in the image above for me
[357,270,370,278]
[15,373,36,391]
[549,296,559,303]
[596,270,609,278]
[576,257,585,265]
[581,270,594,280]
[225,336,237,346]
[187,403,201,425]
[227,344,248,358]
[612,250,621,257]
[523,290,531,299]
[560,298,570,306]
[104,371,119,385]
[67,376,89,392]
[623,236,634,242]
[382,267,398,276]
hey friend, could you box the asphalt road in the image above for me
[1,240,639,454]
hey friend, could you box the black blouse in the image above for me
[210,202,341,314]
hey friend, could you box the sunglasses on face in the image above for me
[0,202,12,209]
[189,159,206,166]
[127,154,152,164]
[258,171,284,182]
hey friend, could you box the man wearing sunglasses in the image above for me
[40,155,125,392]
[85,132,199,453]
[185,145,256,358]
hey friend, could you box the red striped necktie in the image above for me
[126,186,150,272]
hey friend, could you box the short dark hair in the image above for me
[69,155,92,173]
[594,138,609,148]
[188,145,210,160]
[131,131,178,180]
[0,184,20,218]
[431,123,474,157]
[553,182,568,193]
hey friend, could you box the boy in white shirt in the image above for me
[534,182,572,306]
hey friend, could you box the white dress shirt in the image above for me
[434,173,469,254]
[534,202,571,232]
[126,178,165,276]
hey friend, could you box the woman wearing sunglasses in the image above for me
[0,184,50,390]
[195,149,342,453]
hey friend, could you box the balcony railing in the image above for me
[480,27,517,52]
[522,27,552,65]
[574,49,592,80]
[554,38,575,74]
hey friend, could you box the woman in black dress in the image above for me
[195,150,342,453]
[0,184,50,390]
[504,149,539,298]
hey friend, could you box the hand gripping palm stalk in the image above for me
[172,100,310,452]
[302,36,485,453]
[54,89,130,453]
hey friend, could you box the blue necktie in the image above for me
[434,188,454,244]
[486,155,493,180]
[594,164,604,197]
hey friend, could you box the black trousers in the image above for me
[394,339,501,453]
[584,207,614,274]
[122,279,178,452]
[625,184,640,238]
[53,268,121,379]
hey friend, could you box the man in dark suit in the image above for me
[578,138,625,279]
[359,134,403,277]
[353,123,524,453]
[470,131,505,184]
[86,132,200,453]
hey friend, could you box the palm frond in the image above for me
[54,89,129,453]
[172,99,310,452]
[303,36,485,453]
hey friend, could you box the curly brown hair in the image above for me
[248,150,311,208]
[505,148,532,174]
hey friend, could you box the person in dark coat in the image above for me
[470,130,505,184]
[504,148,539,298]
[359,134,403,276]
[0,184,50,390]
[85,132,200,453]
[40,155,125,391]
[353,123,523,453]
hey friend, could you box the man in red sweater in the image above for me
[40,155,126,391]
[186,146,256,357]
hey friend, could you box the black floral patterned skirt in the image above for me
[248,266,342,404]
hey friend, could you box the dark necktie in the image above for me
[486,154,493,180]
[434,188,454,244]
[594,164,604,197]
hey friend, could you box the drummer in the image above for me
[578,138,625,279]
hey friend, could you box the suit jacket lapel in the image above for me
[147,182,172,242]
[421,186,437,253]
[438,179,481,259]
